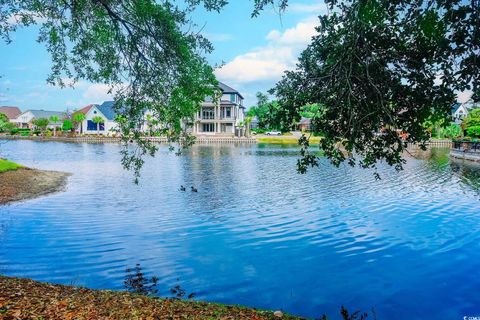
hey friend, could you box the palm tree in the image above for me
[49,115,60,136]
[92,116,104,136]
[244,116,253,137]
[73,113,86,134]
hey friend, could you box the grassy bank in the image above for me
[0,276,303,320]
[0,159,23,173]
[257,136,322,144]
[0,163,70,204]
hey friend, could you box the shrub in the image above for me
[252,128,266,134]
[440,123,462,139]
[62,119,73,131]
[466,126,480,137]
[9,128,19,135]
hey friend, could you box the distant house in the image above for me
[452,99,480,124]
[80,101,119,135]
[72,104,96,133]
[12,110,65,129]
[297,117,312,131]
[0,106,21,121]
[75,104,95,116]
[191,82,246,136]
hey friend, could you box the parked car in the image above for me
[265,131,281,135]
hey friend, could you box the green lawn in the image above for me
[0,159,24,173]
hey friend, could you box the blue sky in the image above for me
[0,1,471,112]
[0,1,327,111]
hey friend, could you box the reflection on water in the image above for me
[0,141,480,320]
[450,159,480,195]
[409,147,480,196]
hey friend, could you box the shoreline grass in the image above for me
[0,159,24,173]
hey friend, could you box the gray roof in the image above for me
[218,82,244,99]
[25,110,65,119]
[299,117,311,124]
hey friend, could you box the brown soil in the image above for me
[0,276,302,320]
[0,168,71,205]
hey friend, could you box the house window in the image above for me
[87,120,105,131]
[202,107,215,120]
[221,123,233,133]
[225,107,231,118]
[202,123,215,132]
[230,94,235,103]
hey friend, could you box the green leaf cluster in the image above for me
[463,109,480,137]
[273,0,479,173]
[0,113,14,132]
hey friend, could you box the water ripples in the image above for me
[1,141,480,319]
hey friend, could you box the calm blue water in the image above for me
[1,140,480,319]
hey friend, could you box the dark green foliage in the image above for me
[0,113,8,123]
[124,264,195,300]
[463,109,480,136]
[317,306,376,320]
[297,134,319,174]
[0,113,13,133]
[247,92,291,130]
[467,126,480,137]
[274,0,479,174]
[124,264,158,296]
[169,280,196,300]
[62,119,73,131]
[441,124,463,139]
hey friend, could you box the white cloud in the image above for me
[81,83,113,102]
[287,1,327,13]
[215,16,319,84]
[54,82,115,109]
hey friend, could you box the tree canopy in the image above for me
[463,108,480,137]
[33,118,49,130]
[274,0,479,174]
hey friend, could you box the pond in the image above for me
[1,140,480,319]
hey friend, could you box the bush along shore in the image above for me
[0,159,70,205]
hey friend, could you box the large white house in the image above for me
[190,82,246,136]
[78,101,119,135]
[12,109,65,129]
